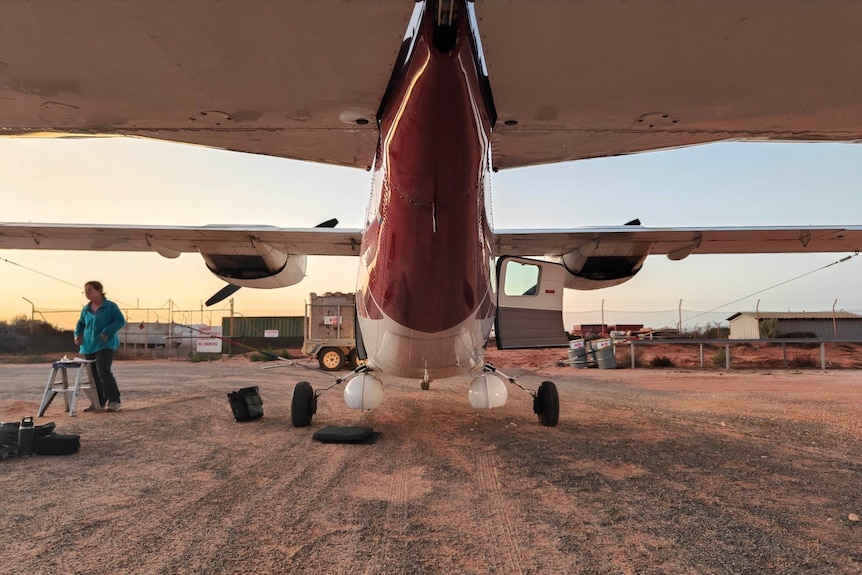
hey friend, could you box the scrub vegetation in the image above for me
[0,316,73,355]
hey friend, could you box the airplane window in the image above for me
[503,260,540,297]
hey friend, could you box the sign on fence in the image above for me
[196,326,223,353]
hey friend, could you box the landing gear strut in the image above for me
[482,364,560,427]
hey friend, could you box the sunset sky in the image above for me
[2,137,861,331]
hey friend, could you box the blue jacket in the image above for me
[74,300,126,354]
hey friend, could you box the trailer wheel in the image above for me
[347,349,368,368]
[319,347,345,371]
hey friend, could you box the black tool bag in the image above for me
[0,421,54,446]
[0,422,18,447]
[35,434,80,456]
[227,386,264,422]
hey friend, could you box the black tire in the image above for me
[318,347,345,371]
[346,348,369,368]
[533,380,559,427]
[291,381,317,427]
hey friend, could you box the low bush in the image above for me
[249,349,293,362]
[649,355,675,368]
[188,351,222,362]
[712,347,727,368]
[790,354,817,368]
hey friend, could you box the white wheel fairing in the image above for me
[343,373,384,410]
[468,373,508,409]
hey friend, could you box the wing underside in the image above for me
[477,0,862,168]
[2,1,862,169]
[0,1,416,169]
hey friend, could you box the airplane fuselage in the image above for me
[357,3,496,378]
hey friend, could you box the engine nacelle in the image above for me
[202,241,307,289]
[557,241,649,290]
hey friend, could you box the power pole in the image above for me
[833,299,838,338]
[21,297,35,334]
[601,299,605,335]
[229,298,235,355]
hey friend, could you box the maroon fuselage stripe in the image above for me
[360,6,494,334]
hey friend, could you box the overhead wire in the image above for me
[1,255,135,308]
[1,255,82,290]
[681,252,860,324]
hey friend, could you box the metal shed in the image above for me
[220,316,305,354]
[727,311,862,340]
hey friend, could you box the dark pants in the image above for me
[86,349,121,405]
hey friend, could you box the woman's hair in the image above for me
[84,280,106,297]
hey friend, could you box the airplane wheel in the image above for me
[421,379,430,391]
[291,381,317,427]
[319,348,345,371]
[533,380,559,427]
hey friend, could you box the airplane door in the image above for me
[494,256,569,349]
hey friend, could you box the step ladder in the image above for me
[38,360,99,417]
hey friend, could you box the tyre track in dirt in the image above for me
[474,451,525,574]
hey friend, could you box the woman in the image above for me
[74,281,126,412]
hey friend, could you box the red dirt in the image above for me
[1,351,860,574]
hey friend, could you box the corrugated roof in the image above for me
[727,311,862,321]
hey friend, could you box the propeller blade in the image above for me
[315,218,338,228]
[205,284,241,307]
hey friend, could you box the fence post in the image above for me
[725,344,730,370]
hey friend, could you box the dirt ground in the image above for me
[1,349,860,575]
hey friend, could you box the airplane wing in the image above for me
[494,226,862,259]
[0,1,417,170]
[2,2,862,169]
[4,222,859,260]
[477,1,862,168]
[0,223,363,257]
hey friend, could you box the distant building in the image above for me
[726,311,862,340]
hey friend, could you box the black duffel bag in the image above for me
[35,434,80,455]
[227,386,263,422]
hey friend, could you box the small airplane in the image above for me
[2,1,862,427]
